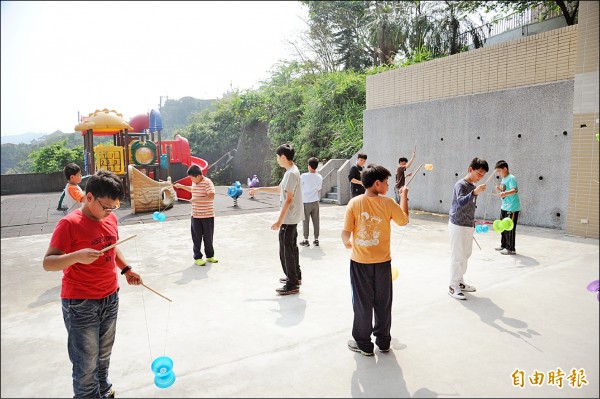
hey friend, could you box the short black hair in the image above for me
[308,157,319,170]
[361,163,391,189]
[357,153,367,160]
[64,162,81,180]
[398,157,408,163]
[469,157,489,172]
[495,160,509,170]
[85,170,124,200]
[276,144,295,161]
[187,164,203,177]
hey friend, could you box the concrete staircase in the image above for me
[321,185,339,205]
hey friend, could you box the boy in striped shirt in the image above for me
[174,165,218,266]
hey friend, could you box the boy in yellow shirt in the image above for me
[342,164,409,356]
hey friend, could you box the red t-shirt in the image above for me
[49,209,120,299]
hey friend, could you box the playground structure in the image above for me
[74,108,208,214]
[128,165,177,214]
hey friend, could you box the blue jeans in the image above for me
[62,289,119,398]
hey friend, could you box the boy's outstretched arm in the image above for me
[406,148,416,169]
[249,186,280,196]
[173,183,191,192]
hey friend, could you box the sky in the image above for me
[0,1,308,136]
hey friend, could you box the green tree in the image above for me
[160,97,216,139]
[1,131,108,174]
[298,1,488,70]
[398,45,435,67]
[296,70,366,164]
[1,143,31,174]
[29,140,84,174]
[181,60,369,184]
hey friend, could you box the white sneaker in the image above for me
[459,282,476,292]
[500,249,516,255]
[448,285,466,300]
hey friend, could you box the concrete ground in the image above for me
[1,191,598,398]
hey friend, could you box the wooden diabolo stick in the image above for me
[100,235,137,254]
[483,172,496,186]
[405,164,423,187]
[142,283,173,302]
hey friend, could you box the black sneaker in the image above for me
[313,239,319,246]
[276,285,299,295]
[347,340,374,356]
[279,277,302,285]
[299,240,310,247]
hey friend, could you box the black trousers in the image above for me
[350,260,393,353]
[278,224,301,287]
[500,210,519,251]
[191,217,215,260]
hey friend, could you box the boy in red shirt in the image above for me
[43,170,142,398]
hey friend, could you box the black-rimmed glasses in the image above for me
[95,197,120,212]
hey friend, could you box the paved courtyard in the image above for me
[1,191,598,398]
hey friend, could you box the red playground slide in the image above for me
[173,156,209,200]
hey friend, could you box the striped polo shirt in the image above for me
[191,177,215,218]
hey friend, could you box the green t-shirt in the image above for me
[501,174,521,212]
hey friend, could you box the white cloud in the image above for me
[1,1,307,135]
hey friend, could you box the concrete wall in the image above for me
[566,1,599,238]
[232,121,273,186]
[367,25,578,110]
[363,81,574,229]
[1,172,65,196]
[365,16,599,238]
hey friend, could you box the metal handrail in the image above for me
[207,149,237,172]
[321,168,337,181]
[458,7,563,48]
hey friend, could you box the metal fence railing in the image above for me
[458,7,563,48]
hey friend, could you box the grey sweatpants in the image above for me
[302,201,320,240]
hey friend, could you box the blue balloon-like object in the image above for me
[227,181,243,199]
[151,356,176,389]
[475,224,489,233]
[153,211,166,222]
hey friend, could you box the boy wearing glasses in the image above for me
[43,170,142,398]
